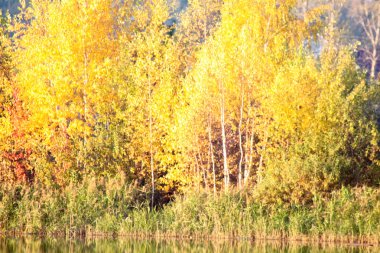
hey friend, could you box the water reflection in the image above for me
[0,237,378,253]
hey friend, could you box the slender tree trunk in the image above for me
[83,45,88,172]
[203,0,207,41]
[243,117,249,187]
[219,81,229,191]
[238,83,244,190]
[148,76,154,209]
[208,114,216,195]
[258,153,264,184]
[370,26,378,80]
[257,128,267,185]
[207,133,211,191]
[195,138,205,190]
[194,154,201,191]
[82,0,89,172]
[371,45,378,80]
[244,116,254,186]
[199,144,206,189]
[302,0,309,14]
[203,166,208,191]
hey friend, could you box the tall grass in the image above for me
[0,179,379,243]
[0,174,147,236]
[121,187,380,243]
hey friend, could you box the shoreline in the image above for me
[1,231,379,247]
[1,187,379,247]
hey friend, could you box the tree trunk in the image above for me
[371,46,377,80]
[195,138,204,190]
[257,128,268,185]
[244,116,254,187]
[238,83,244,190]
[208,115,216,195]
[83,44,88,172]
[148,76,154,209]
[219,80,229,191]
[194,154,201,191]
[82,0,89,172]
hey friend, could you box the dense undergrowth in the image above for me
[1,177,379,244]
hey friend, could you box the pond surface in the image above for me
[0,237,379,253]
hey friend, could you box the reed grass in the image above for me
[0,179,379,244]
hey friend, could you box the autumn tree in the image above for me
[0,14,14,183]
[12,0,119,184]
[179,0,324,191]
[178,0,379,204]
[112,0,188,202]
[0,10,34,184]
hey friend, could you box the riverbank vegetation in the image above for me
[0,0,380,241]
[1,181,379,243]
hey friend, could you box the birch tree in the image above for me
[349,0,380,80]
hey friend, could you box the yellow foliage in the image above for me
[0,0,378,201]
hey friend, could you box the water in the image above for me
[0,237,379,253]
